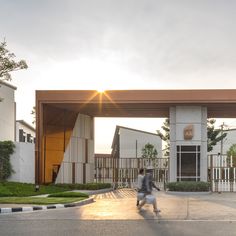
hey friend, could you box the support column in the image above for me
[169,106,207,182]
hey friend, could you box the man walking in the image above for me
[138,166,161,213]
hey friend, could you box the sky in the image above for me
[1,0,236,153]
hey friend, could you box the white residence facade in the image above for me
[0,80,35,183]
[0,80,16,141]
[16,120,36,143]
[111,125,162,159]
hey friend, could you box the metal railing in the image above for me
[208,154,236,192]
[94,156,169,189]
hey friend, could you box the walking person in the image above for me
[138,166,161,213]
[136,168,144,206]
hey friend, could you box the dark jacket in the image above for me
[141,173,160,194]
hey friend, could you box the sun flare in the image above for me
[97,88,105,93]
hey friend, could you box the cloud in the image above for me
[1,0,236,127]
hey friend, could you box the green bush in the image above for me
[166,181,210,192]
[48,192,89,198]
[55,182,112,190]
[0,141,15,180]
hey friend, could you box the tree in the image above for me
[156,119,170,156]
[157,118,227,154]
[207,119,227,152]
[0,40,28,81]
[141,143,158,158]
[31,106,36,124]
[227,144,236,167]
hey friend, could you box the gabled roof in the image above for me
[0,80,17,90]
[16,120,35,132]
[111,125,159,148]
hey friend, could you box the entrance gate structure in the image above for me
[35,90,236,185]
[95,156,169,189]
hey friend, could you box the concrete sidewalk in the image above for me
[76,189,236,221]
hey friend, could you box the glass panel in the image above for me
[198,155,200,176]
[177,155,180,176]
[181,153,196,176]
[181,146,196,152]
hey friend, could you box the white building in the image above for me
[0,80,35,183]
[16,120,35,143]
[111,125,162,159]
[0,80,16,141]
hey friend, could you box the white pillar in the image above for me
[169,106,207,182]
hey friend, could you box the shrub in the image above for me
[166,181,210,192]
[55,182,111,190]
[0,141,15,180]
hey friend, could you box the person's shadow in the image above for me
[138,206,162,221]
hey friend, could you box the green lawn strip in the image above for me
[0,182,111,197]
[0,197,87,205]
[0,182,71,197]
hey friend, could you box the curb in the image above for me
[0,197,94,214]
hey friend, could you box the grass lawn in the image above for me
[0,181,111,197]
[0,197,87,205]
[0,182,72,197]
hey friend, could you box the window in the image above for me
[27,134,32,143]
[19,129,25,142]
[177,145,200,181]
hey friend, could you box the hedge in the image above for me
[55,182,112,190]
[166,181,210,192]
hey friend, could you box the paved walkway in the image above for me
[77,189,236,220]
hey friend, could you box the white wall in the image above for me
[56,114,94,184]
[119,128,162,158]
[8,142,35,183]
[0,82,16,141]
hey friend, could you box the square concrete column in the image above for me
[169,106,207,182]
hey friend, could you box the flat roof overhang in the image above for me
[36,89,236,118]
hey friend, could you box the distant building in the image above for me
[111,125,162,159]
[0,80,35,183]
[16,120,35,143]
[0,80,16,141]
